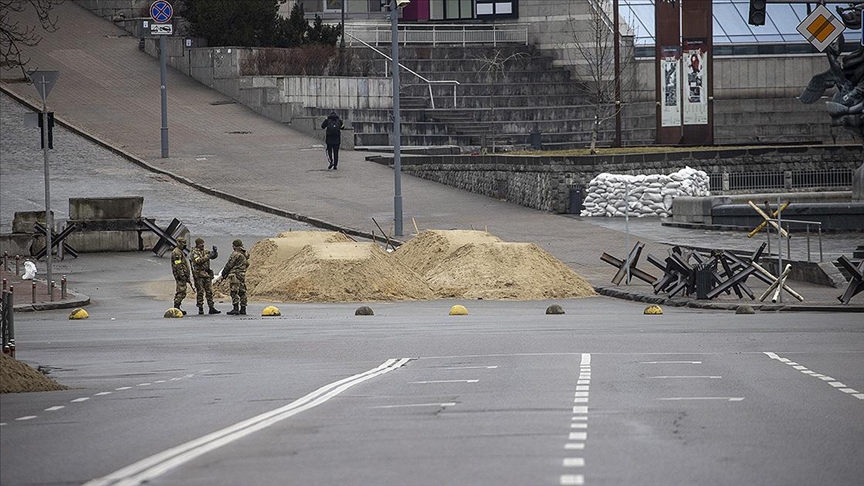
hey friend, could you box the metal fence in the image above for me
[345,22,529,47]
[709,169,854,193]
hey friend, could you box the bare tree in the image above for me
[1,0,64,78]
[566,0,629,154]
[476,49,526,153]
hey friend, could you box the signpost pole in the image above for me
[159,34,169,158]
[40,80,53,291]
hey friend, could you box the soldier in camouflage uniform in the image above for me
[220,239,248,315]
[171,237,193,315]
[190,237,221,315]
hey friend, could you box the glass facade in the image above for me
[621,0,863,56]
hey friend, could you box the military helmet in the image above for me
[232,239,243,247]
[195,237,204,245]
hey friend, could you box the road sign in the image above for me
[150,23,173,35]
[28,70,60,100]
[150,0,173,23]
[797,4,845,52]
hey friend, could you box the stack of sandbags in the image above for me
[580,167,709,218]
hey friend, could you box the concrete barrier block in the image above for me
[12,211,53,233]
[69,197,143,220]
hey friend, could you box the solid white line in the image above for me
[442,366,497,370]
[569,432,587,440]
[563,457,585,467]
[16,416,37,421]
[648,376,721,379]
[409,380,478,384]
[371,402,456,409]
[82,358,410,486]
[71,397,90,403]
[564,443,585,450]
[560,474,585,485]
[641,361,702,364]
[658,397,744,401]
[94,392,112,396]
[581,353,591,366]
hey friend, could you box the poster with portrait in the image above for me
[682,39,708,125]
[660,46,681,128]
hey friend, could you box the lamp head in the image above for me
[394,0,411,7]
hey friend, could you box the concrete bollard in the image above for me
[50,280,55,301]
[32,281,36,303]
[61,275,67,299]
[2,278,6,291]
[15,255,20,275]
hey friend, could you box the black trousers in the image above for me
[326,143,340,168]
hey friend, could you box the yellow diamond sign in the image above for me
[797,5,845,52]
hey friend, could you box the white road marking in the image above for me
[573,398,589,403]
[581,354,591,366]
[839,388,859,394]
[658,397,744,401]
[45,406,65,412]
[95,392,112,396]
[115,387,132,391]
[574,392,589,397]
[641,361,702,364]
[442,366,497,370]
[819,376,836,381]
[560,474,585,485]
[577,380,589,385]
[573,406,588,414]
[563,458,585,467]
[576,385,589,391]
[564,443,585,450]
[71,397,90,403]
[371,402,456,409]
[154,380,166,384]
[648,376,720,379]
[569,432,587,440]
[408,380,478,384]
[793,365,808,370]
[82,359,410,486]
[16,416,37,421]
[0,423,6,426]
[572,416,587,421]
[854,394,864,399]
[571,423,588,429]
[829,382,847,388]
[137,383,151,387]
[765,352,862,402]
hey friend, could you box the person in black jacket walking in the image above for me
[321,111,345,170]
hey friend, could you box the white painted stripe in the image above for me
[573,397,589,403]
[154,380,166,383]
[137,383,151,387]
[576,385,589,391]
[443,366,497,370]
[115,387,132,391]
[763,352,780,359]
[371,402,456,409]
[853,394,864,399]
[648,376,721,379]
[82,359,410,486]
[94,392,112,396]
[578,374,591,378]
[577,380,590,385]
[819,376,836,381]
[572,416,587,421]
[570,423,588,429]
[839,388,858,394]
[564,443,585,450]
[641,361,701,364]
[45,406,65,412]
[16,416,38,421]
[563,458,585,467]
[581,354,591,366]
[185,374,194,378]
[71,397,90,403]
[793,365,808,370]
[569,432,587,440]
[560,474,585,485]
[0,423,6,426]
[574,392,589,397]
[409,380,478,384]
[829,382,847,388]
[811,374,825,378]
[658,397,744,401]
[801,370,817,375]
[573,406,588,414]
[170,378,181,381]
[786,362,800,366]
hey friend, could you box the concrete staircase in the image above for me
[314,45,655,151]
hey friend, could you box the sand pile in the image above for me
[425,242,596,300]
[246,231,353,291]
[1,354,68,393]
[252,242,435,302]
[395,230,502,276]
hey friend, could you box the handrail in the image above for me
[345,32,459,109]
[344,22,528,47]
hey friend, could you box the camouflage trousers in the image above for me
[194,275,215,307]
[173,278,188,307]
[228,274,247,306]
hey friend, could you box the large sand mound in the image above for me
[395,230,502,276]
[246,231,353,291]
[252,242,435,302]
[425,242,596,300]
[1,354,68,393]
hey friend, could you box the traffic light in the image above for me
[748,0,766,26]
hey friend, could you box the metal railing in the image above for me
[345,32,459,109]
[344,22,529,47]
[709,169,855,193]
[1,286,14,358]
[763,217,824,263]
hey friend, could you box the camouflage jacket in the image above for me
[171,247,190,282]
[221,248,248,278]
[189,247,214,278]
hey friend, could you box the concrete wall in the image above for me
[375,145,863,214]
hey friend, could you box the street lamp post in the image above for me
[391,0,410,236]
[340,0,346,75]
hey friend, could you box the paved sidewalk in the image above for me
[0,267,90,312]
[0,2,860,311]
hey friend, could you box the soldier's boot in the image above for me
[198,305,204,315]
[208,306,221,315]
[177,306,187,316]
[227,304,239,315]
[239,306,247,315]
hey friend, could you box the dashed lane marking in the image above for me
[658,397,744,402]
[560,474,585,485]
[648,376,721,379]
[408,380,478,384]
[764,352,863,401]
[44,406,65,412]
[15,416,37,421]
[371,402,456,409]
[71,397,90,403]
[640,361,702,364]
[563,458,585,467]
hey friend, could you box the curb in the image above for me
[594,286,864,312]
[13,291,91,312]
